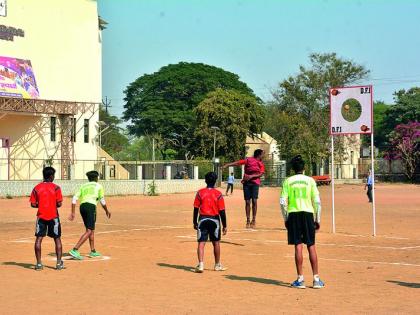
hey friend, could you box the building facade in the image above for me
[0,0,102,180]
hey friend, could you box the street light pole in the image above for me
[210,126,220,172]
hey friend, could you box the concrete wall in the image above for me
[0,179,205,197]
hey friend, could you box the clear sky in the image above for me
[98,0,420,117]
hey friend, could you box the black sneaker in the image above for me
[56,261,64,270]
[35,263,43,271]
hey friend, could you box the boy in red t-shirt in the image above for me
[193,172,227,273]
[29,167,64,270]
[223,149,265,228]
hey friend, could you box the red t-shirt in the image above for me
[193,188,225,216]
[239,157,265,185]
[29,182,63,220]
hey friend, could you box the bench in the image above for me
[312,175,331,186]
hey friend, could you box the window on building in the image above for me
[71,118,77,142]
[50,117,56,142]
[84,119,89,143]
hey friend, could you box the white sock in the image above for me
[314,274,320,281]
[198,262,204,267]
[298,275,304,282]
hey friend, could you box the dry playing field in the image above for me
[1,183,420,314]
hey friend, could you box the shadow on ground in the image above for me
[48,252,71,257]
[224,274,290,287]
[2,262,55,270]
[157,263,195,272]
[179,240,244,246]
[387,280,420,288]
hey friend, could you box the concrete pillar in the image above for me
[136,165,143,180]
[104,165,110,180]
[69,165,75,180]
[166,165,171,180]
[319,166,324,176]
[194,166,199,180]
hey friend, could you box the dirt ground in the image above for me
[1,183,420,314]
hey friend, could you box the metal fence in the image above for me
[0,158,214,181]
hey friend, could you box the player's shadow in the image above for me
[2,261,55,270]
[157,263,195,273]
[224,275,290,287]
[179,240,244,246]
[387,280,420,288]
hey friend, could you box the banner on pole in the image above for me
[330,85,373,135]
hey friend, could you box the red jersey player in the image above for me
[30,167,64,270]
[193,172,227,273]
[223,149,265,228]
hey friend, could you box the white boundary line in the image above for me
[176,235,420,251]
[284,255,420,268]
[48,255,111,262]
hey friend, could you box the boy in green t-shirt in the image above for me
[280,155,325,289]
[68,171,111,260]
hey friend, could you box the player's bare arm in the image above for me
[193,207,199,230]
[219,209,227,235]
[222,160,241,168]
[69,203,76,221]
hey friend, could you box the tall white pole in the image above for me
[152,137,156,181]
[331,135,336,233]
[371,132,376,236]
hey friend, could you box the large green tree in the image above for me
[99,106,129,157]
[382,88,420,143]
[194,88,265,161]
[267,53,370,171]
[123,62,258,158]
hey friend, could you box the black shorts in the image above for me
[286,212,316,246]
[35,218,61,239]
[197,216,221,242]
[243,183,259,200]
[80,203,97,230]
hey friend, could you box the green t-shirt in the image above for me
[74,182,105,206]
[281,174,319,214]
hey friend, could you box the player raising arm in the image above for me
[223,149,265,228]
[280,155,325,289]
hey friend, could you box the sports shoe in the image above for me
[214,263,227,271]
[291,279,306,289]
[88,251,102,258]
[56,261,64,270]
[313,279,325,289]
[246,221,251,229]
[250,220,256,229]
[195,263,204,273]
[35,263,43,271]
[69,249,83,260]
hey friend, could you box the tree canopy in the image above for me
[123,62,258,158]
[99,106,129,157]
[194,88,264,161]
[266,53,370,170]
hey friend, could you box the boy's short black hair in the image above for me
[43,166,56,181]
[254,149,264,158]
[291,155,305,173]
[231,172,234,175]
[86,170,99,181]
[205,172,218,186]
